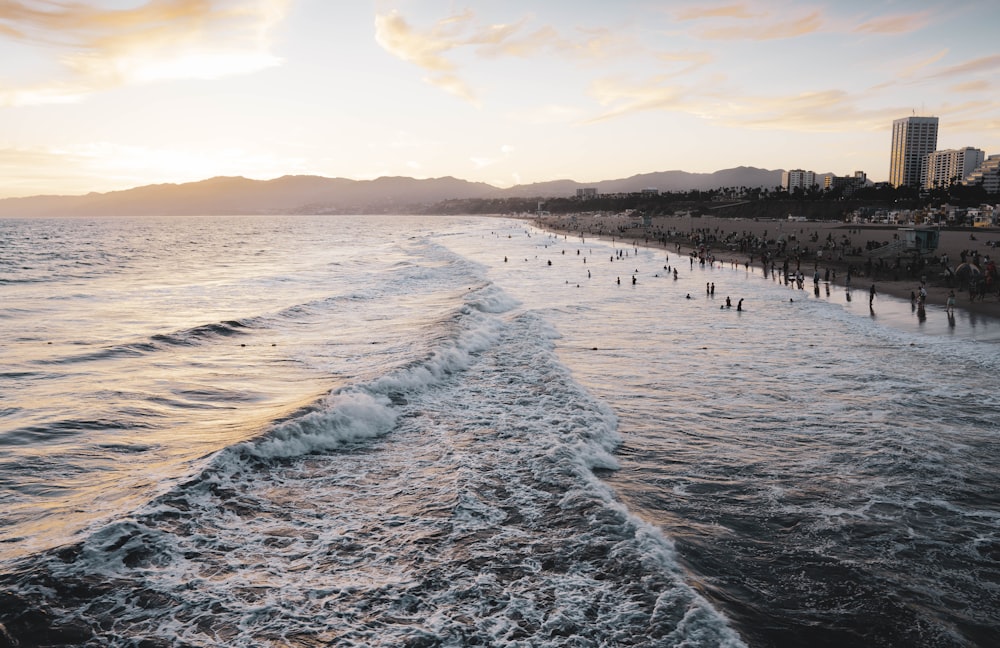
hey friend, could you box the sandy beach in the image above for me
[533,213,1000,322]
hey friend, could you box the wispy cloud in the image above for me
[0,0,289,106]
[949,79,992,93]
[853,11,932,34]
[928,53,1000,79]
[587,69,908,134]
[374,8,636,107]
[700,11,824,40]
[656,50,715,77]
[374,10,481,106]
[712,89,898,132]
[672,3,931,42]
[675,4,760,21]
[673,2,825,41]
[588,76,689,122]
[899,49,950,78]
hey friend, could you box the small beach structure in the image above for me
[868,227,940,259]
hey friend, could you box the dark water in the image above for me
[1,214,998,646]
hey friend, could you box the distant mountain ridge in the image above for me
[0,167,784,217]
[505,166,783,197]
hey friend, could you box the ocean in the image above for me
[1,214,998,647]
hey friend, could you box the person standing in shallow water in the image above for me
[869,283,877,308]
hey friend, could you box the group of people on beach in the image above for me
[530,214,1000,324]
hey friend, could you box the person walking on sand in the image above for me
[869,283,877,307]
[947,289,956,313]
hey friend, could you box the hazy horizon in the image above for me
[0,165,791,201]
[2,2,999,199]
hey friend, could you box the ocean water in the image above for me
[1,214,998,647]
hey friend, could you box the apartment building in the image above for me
[924,147,985,189]
[889,116,938,188]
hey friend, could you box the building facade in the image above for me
[924,147,985,189]
[965,154,1000,194]
[781,169,815,192]
[889,116,939,188]
[821,171,867,193]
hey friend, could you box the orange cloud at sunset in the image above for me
[0,0,288,106]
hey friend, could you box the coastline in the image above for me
[532,213,1000,324]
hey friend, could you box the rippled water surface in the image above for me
[1,214,998,647]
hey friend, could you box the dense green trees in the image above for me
[419,183,992,220]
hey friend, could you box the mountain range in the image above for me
[0,167,784,217]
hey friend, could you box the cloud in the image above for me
[588,76,688,122]
[704,89,917,134]
[478,24,633,61]
[0,0,289,106]
[949,80,991,93]
[656,50,715,77]
[374,8,637,107]
[899,49,949,78]
[675,4,760,21]
[373,9,461,72]
[928,54,1000,79]
[672,2,825,40]
[374,10,480,105]
[672,4,931,42]
[584,67,912,134]
[698,11,824,40]
[853,11,932,34]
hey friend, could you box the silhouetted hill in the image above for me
[500,167,782,197]
[0,167,784,216]
[0,175,500,217]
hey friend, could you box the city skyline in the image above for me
[2,1,999,200]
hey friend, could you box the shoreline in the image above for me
[532,213,1000,324]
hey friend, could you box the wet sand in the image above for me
[534,213,1000,325]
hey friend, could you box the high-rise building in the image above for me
[965,154,1000,194]
[925,147,985,189]
[781,169,815,192]
[889,116,938,188]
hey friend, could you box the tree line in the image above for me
[417,183,994,219]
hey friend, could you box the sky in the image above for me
[1,0,999,198]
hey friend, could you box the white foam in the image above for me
[467,284,521,314]
[246,390,398,458]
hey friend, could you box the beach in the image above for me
[534,213,1000,321]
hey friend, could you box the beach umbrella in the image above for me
[954,263,981,281]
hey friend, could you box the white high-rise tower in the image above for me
[889,116,938,188]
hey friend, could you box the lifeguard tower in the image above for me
[868,227,940,259]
